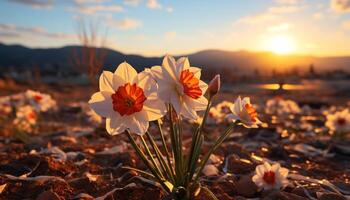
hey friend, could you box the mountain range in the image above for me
[1,43,350,77]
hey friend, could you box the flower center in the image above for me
[263,171,276,185]
[111,83,147,116]
[179,69,202,99]
[28,112,36,120]
[337,117,346,126]
[245,103,257,122]
[34,95,42,102]
[221,106,230,113]
[209,111,214,118]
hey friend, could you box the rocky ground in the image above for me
[0,84,349,200]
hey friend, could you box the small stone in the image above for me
[225,155,255,174]
[235,175,258,197]
[202,164,219,176]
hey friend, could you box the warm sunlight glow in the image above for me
[265,35,296,55]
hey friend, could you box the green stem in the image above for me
[140,135,165,179]
[157,120,175,179]
[193,123,235,183]
[187,96,213,182]
[169,105,181,185]
[125,130,170,193]
[145,131,176,184]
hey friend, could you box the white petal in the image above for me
[143,93,167,121]
[162,55,178,81]
[170,92,182,115]
[271,163,280,172]
[136,70,157,96]
[150,65,163,80]
[113,73,125,90]
[256,164,266,176]
[128,116,149,135]
[279,168,289,177]
[185,95,208,111]
[133,110,149,122]
[99,71,114,92]
[106,116,125,135]
[88,91,114,118]
[263,162,272,171]
[114,62,138,83]
[199,80,208,94]
[176,57,189,74]
[157,83,173,103]
[181,98,198,120]
[189,67,201,79]
[233,97,242,116]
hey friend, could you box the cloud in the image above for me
[275,0,302,4]
[7,0,53,9]
[342,20,350,29]
[107,18,141,30]
[268,5,303,13]
[73,5,124,14]
[166,7,173,12]
[164,31,176,40]
[235,12,277,24]
[331,0,350,12]
[313,12,324,20]
[267,23,292,32]
[147,0,162,9]
[74,0,107,4]
[0,23,76,39]
[235,4,303,25]
[123,0,141,6]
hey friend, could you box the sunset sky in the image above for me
[1,0,350,56]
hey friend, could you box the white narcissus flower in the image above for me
[252,162,289,190]
[228,96,262,128]
[25,90,57,112]
[150,55,208,120]
[325,109,350,134]
[88,62,166,135]
[202,164,219,176]
[13,105,37,133]
[265,98,301,115]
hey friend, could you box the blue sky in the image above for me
[1,0,350,56]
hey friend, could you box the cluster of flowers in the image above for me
[89,56,262,135]
[89,55,262,199]
[195,101,234,125]
[0,90,57,133]
[265,97,301,116]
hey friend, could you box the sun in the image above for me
[265,35,296,55]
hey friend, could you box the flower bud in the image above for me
[208,74,220,97]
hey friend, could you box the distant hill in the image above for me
[1,43,350,77]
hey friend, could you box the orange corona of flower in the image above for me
[28,111,36,120]
[111,83,147,116]
[263,171,276,185]
[34,95,43,102]
[179,69,202,99]
[245,103,258,122]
